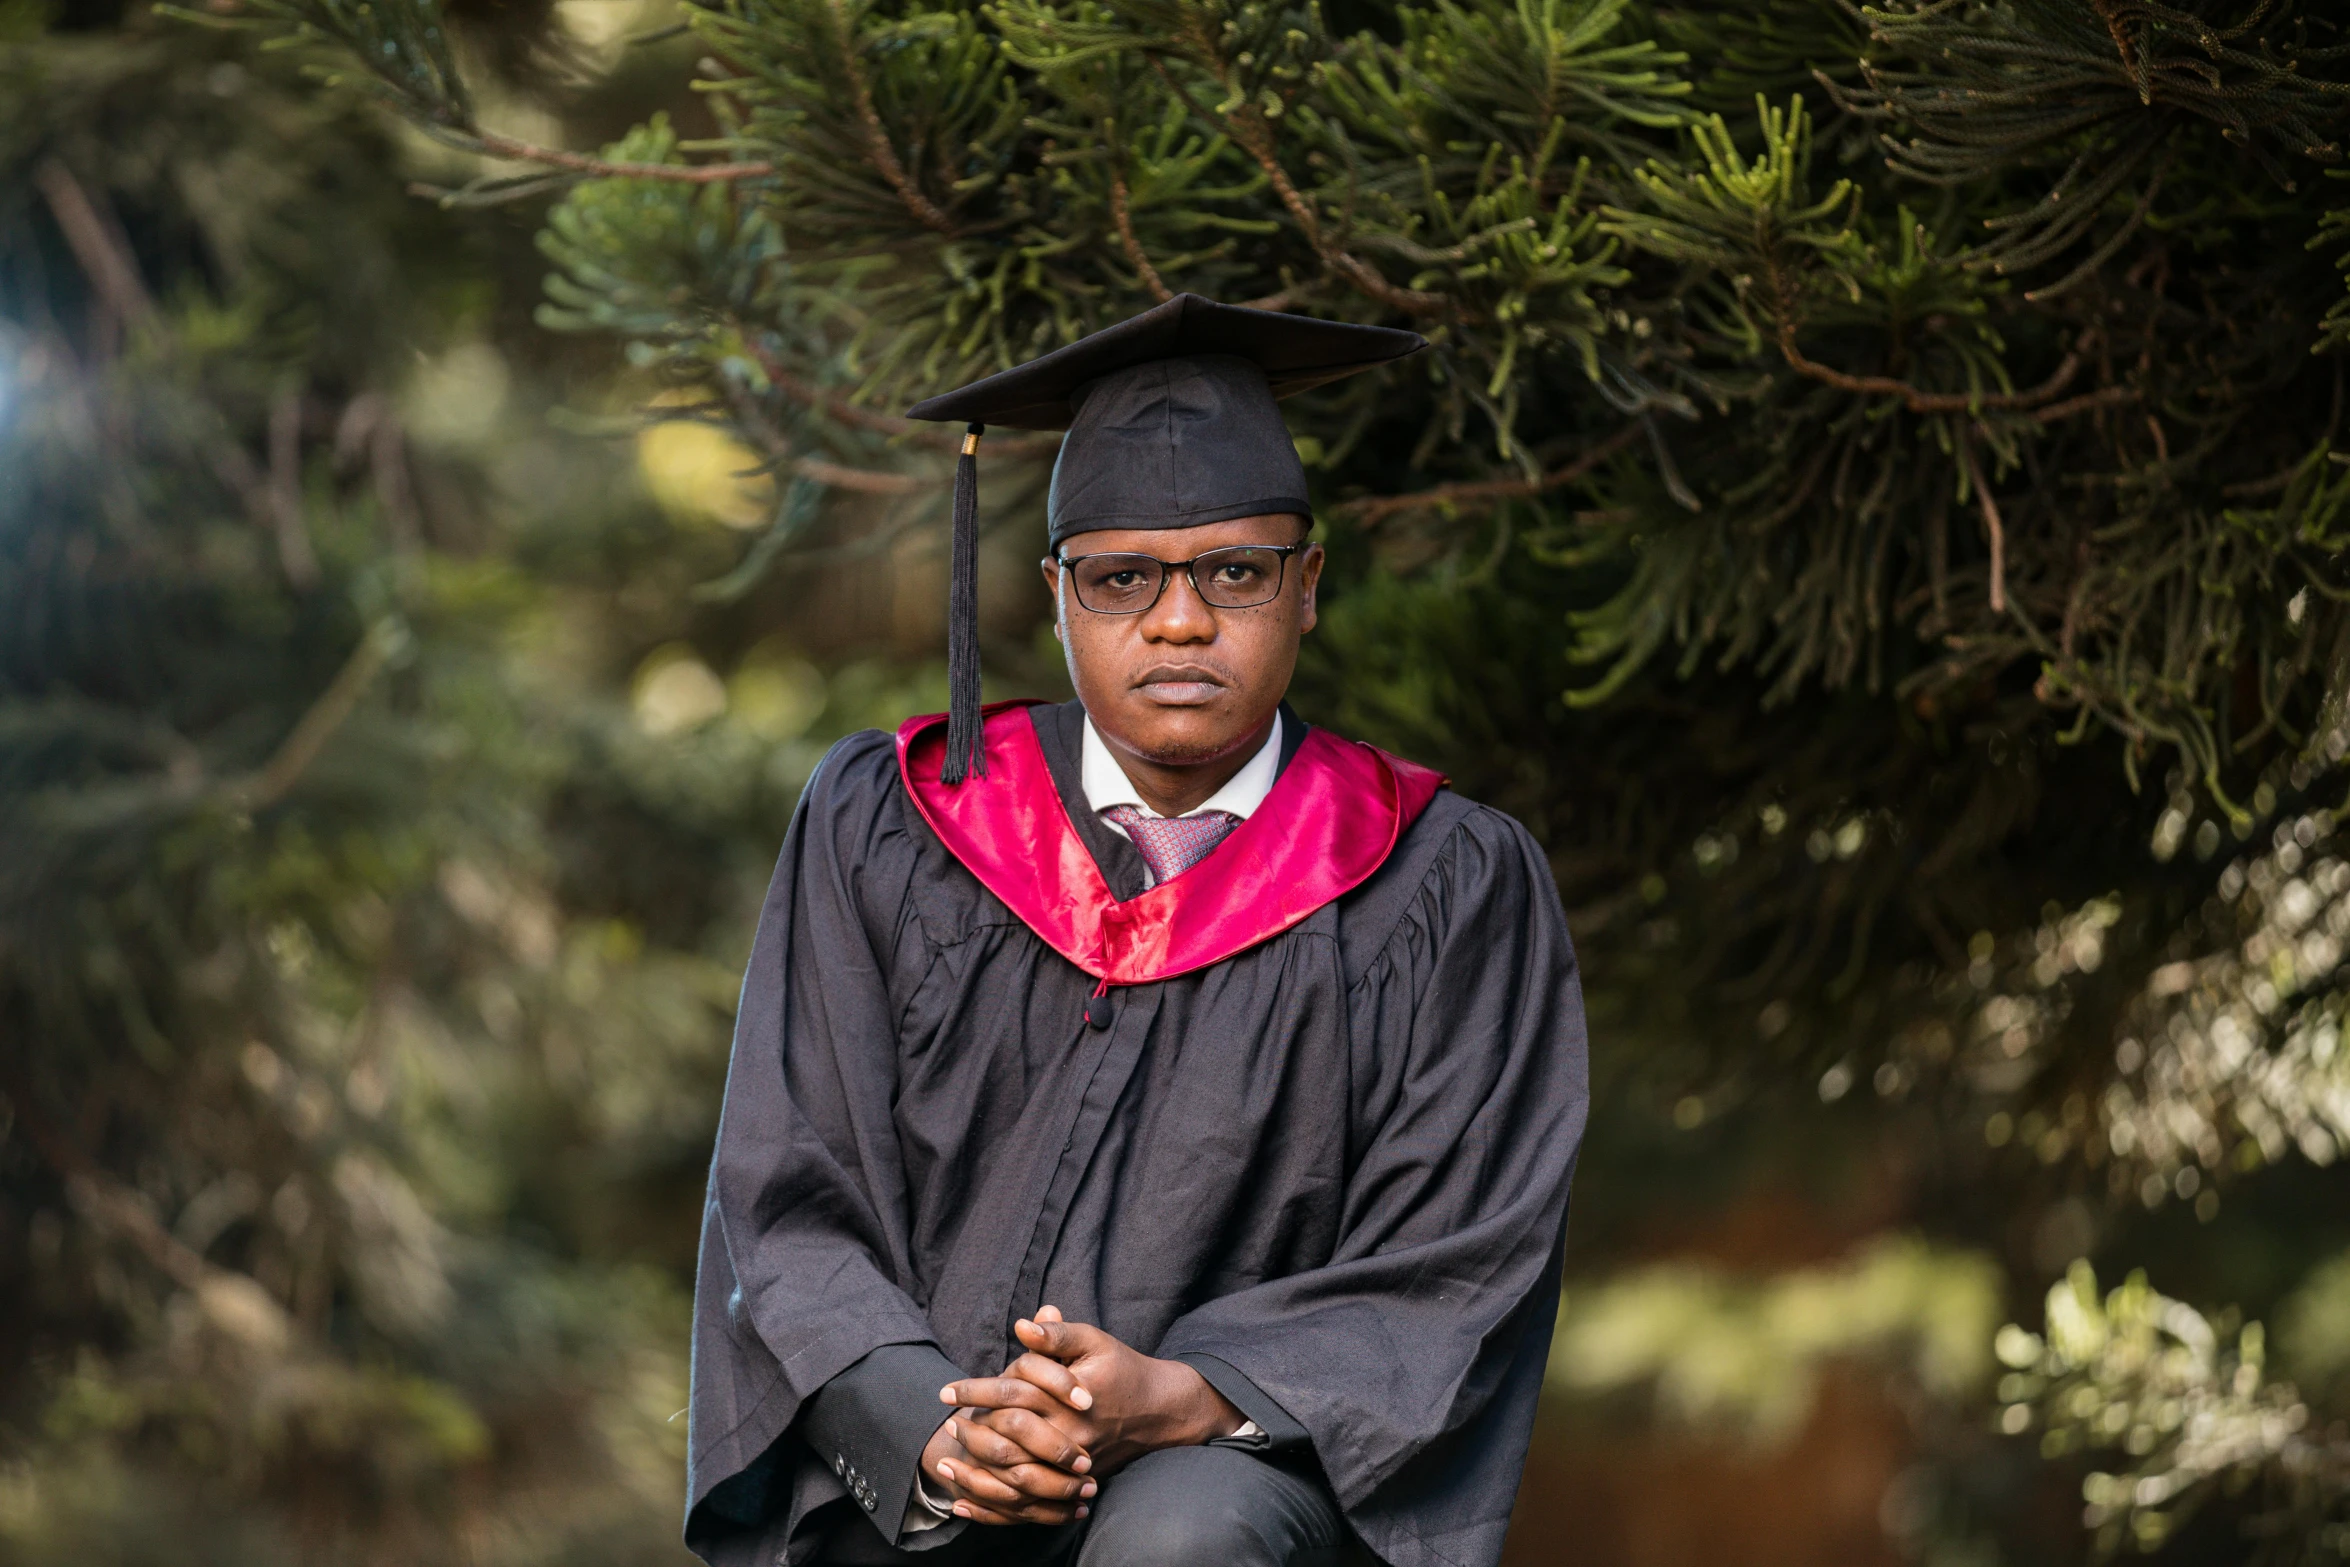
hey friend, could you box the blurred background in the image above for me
[5,0,2350,1563]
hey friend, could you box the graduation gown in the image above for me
[685,699,1588,1567]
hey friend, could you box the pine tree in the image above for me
[0,3,945,1560]
[18,0,2350,1561]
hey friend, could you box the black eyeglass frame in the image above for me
[1051,543,1311,615]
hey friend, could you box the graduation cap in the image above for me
[905,293,1426,783]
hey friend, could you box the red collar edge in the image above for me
[893,702,1444,985]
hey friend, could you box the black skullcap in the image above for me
[1044,355,1310,546]
[905,294,1427,783]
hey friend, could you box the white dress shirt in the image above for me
[1082,710,1282,886]
[907,712,1280,1530]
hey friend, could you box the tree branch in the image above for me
[35,158,327,553]
[1239,287,1302,312]
[2,1077,205,1292]
[0,1070,299,1349]
[268,387,322,589]
[740,340,1060,458]
[793,456,937,494]
[335,393,425,553]
[221,622,397,812]
[462,129,774,184]
[1231,110,1447,317]
[33,158,155,324]
[828,0,959,236]
[1957,425,2009,615]
[1149,55,1446,318]
[1776,318,2092,415]
[2030,384,2139,423]
[34,154,376,578]
[747,346,934,439]
[1762,244,2127,419]
[1110,171,1175,303]
[2087,0,2144,93]
[1343,422,1644,525]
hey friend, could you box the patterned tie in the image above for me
[1100,805,1241,884]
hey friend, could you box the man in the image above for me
[685,295,1588,1567]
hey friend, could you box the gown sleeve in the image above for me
[684,732,969,1563]
[1151,803,1589,1567]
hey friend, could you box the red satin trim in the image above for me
[895,701,1445,986]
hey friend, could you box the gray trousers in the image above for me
[817,1445,1359,1567]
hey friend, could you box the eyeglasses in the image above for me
[1054,544,1306,615]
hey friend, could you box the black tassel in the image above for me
[941,421,986,784]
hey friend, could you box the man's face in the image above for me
[1042,513,1322,768]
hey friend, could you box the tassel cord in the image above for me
[942,422,987,784]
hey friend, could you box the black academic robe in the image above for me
[685,701,1588,1567]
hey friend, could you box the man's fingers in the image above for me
[954,1498,1080,1527]
[941,1376,1066,1415]
[942,1490,1024,1527]
[939,1447,1085,1503]
[998,1461,1092,1502]
[938,1458,1027,1507]
[951,1416,1030,1470]
[1005,1351,1094,1414]
[974,1407,1093,1473]
[1012,1315,1071,1357]
[943,1475,1085,1529]
[938,1454,1092,1511]
[953,1416,1087,1484]
[1012,1312,1110,1370]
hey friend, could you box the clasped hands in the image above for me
[919,1305,1243,1526]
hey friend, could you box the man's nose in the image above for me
[1138,566,1217,642]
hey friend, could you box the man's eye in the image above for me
[1104,570,1147,589]
[1211,564,1265,586]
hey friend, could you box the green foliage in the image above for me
[1550,1235,2002,1437]
[2318,172,2350,354]
[536,117,786,351]
[0,14,934,1562]
[2277,1251,2350,1405]
[2000,1262,2350,1562]
[179,0,2350,806]
[1848,1,2348,277]
[228,0,473,126]
[25,0,2350,1560]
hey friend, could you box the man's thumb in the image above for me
[1014,1315,1072,1360]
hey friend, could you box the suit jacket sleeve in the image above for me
[798,1343,968,1546]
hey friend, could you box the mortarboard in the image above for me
[904,293,1426,783]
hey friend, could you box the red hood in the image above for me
[895,701,1445,986]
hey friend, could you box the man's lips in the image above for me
[1133,667,1230,704]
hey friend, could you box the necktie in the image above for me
[1100,805,1241,884]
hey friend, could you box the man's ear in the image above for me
[1039,558,1064,640]
[1297,542,1324,634]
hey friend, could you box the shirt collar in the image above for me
[1080,709,1283,821]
